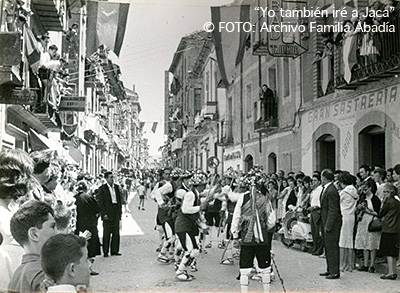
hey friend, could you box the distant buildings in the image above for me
[162,0,400,174]
[0,0,148,174]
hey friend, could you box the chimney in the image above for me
[132,84,135,92]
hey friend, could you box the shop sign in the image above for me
[224,151,241,161]
[0,88,37,105]
[308,85,398,123]
[59,96,86,112]
[253,0,307,58]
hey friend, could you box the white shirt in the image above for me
[152,181,173,206]
[107,183,117,204]
[175,188,186,200]
[310,185,323,208]
[181,190,200,214]
[39,52,61,70]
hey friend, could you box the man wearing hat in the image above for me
[231,167,273,293]
[174,171,209,281]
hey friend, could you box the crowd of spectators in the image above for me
[0,148,135,292]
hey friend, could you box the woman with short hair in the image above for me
[378,183,400,280]
[337,172,358,271]
[354,179,381,273]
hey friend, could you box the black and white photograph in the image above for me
[0,0,400,292]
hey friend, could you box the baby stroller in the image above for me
[278,207,313,252]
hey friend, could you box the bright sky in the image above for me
[118,0,233,157]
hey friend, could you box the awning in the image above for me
[7,105,48,135]
[29,129,79,165]
[31,0,63,32]
[63,140,83,164]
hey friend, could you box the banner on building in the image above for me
[211,5,250,87]
[86,1,130,57]
[59,96,86,112]
[0,88,37,105]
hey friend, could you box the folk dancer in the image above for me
[174,172,209,281]
[173,170,193,270]
[152,168,179,263]
[231,171,273,293]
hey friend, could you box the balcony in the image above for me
[171,137,183,151]
[218,136,233,146]
[336,12,400,89]
[254,98,278,132]
[254,118,278,133]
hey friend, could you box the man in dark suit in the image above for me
[97,171,122,257]
[319,169,342,279]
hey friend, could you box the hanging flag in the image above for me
[151,122,158,133]
[321,55,332,95]
[25,27,41,73]
[86,1,130,57]
[211,5,250,87]
[343,32,357,84]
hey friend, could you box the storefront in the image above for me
[301,79,400,174]
[223,145,242,172]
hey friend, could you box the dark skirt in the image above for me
[379,232,399,257]
[76,226,101,258]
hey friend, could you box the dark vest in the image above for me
[240,192,270,246]
[157,181,177,224]
[175,189,200,233]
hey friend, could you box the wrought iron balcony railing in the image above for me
[336,11,400,89]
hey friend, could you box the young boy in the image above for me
[41,234,90,292]
[8,200,56,293]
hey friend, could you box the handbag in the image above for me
[368,217,382,232]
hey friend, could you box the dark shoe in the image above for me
[104,253,109,257]
[368,266,375,273]
[326,273,340,279]
[319,272,330,277]
[358,266,368,272]
[111,253,122,256]
[312,252,323,256]
[90,271,99,276]
[380,274,397,280]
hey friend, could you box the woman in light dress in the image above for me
[337,172,359,271]
[354,179,381,273]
